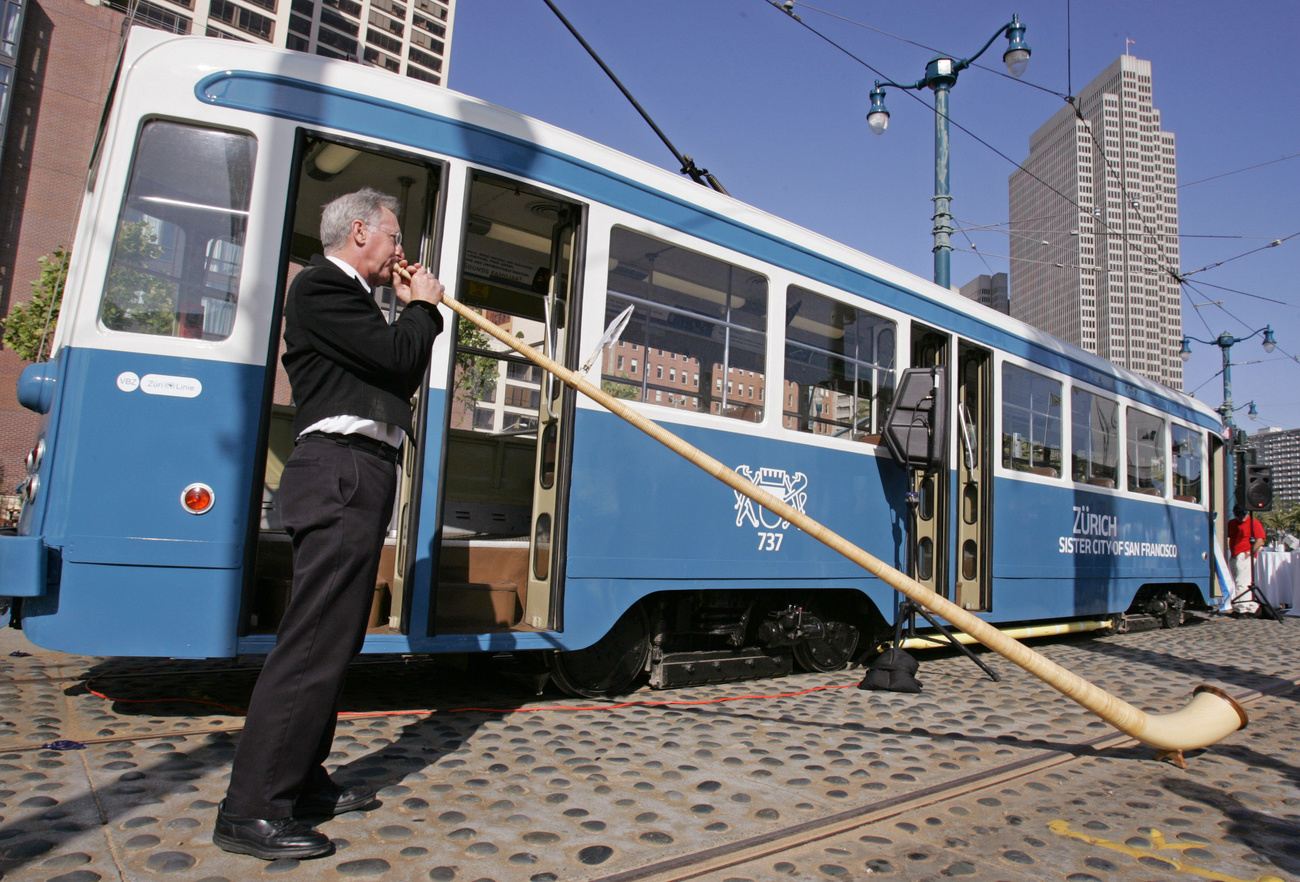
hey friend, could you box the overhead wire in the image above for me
[771,0,1296,395]
[1180,152,1300,188]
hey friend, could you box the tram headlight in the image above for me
[25,439,45,474]
[18,475,38,504]
[181,483,215,515]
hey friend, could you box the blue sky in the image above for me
[449,1,1300,432]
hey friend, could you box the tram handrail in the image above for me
[439,291,1249,765]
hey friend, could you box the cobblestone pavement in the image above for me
[0,613,1297,882]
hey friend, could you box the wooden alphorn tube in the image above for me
[441,295,1248,758]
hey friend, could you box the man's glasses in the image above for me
[366,224,402,247]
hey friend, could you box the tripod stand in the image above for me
[1226,512,1284,622]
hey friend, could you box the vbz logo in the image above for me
[733,466,808,552]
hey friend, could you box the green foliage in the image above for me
[453,315,499,421]
[1257,502,1300,543]
[100,220,177,336]
[2,247,70,363]
[601,374,638,400]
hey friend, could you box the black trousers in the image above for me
[224,436,397,819]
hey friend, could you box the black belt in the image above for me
[301,432,401,464]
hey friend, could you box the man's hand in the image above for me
[392,261,445,307]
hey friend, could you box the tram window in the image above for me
[1001,364,1061,477]
[1126,409,1166,496]
[1170,424,1201,503]
[1070,388,1118,488]
[604,228,767,421]
[783,286,895,441]
[99,121,255,340]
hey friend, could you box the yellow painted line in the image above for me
[1047,820,1285,882]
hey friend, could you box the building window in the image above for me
[412,12,444,37]
[409,28,443,51]
[103,0,192,33]
[319,6,357,35]
[316,26,357,55]
[363,45,399,72]
[369,9,402,35]
[208,0,273,39]
[366,27,401,55]
[204,25,249,40]
[505,384,540,410]
[408,45,443,72]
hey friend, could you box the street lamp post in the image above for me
[867,15,1030,290]
[1180,326,1276,508]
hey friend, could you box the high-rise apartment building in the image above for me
[1242,428,1300,507]
[1009,55,1181,389]
[97,0,454,84]
[958,272,1009,315]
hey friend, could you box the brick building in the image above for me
[0,0,456,516]
[0,0,123,511]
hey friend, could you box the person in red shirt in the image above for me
[1226,505,1267,615]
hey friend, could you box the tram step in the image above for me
[649,648,793,689]
[434,581,523,628]
[437,543,528,586]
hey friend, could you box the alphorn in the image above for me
[432,288,1248,765]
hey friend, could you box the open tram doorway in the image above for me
[246,135,443,636]
[431,172,584,635]
[910,326,950,599]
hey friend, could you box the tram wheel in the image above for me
[793,619,860,673]
[550,604,652,698]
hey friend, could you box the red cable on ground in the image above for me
[340,682,858,717]
[80,680,857,720]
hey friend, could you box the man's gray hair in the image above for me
[320,188,400,253]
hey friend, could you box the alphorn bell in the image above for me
[431,287,1248,766]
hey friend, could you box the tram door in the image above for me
[434,172,583,634]
[910,327,950,598]
[249,136,441,636]
[954,342,993,611]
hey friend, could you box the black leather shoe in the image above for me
[213,803,334,860]
[293,782,376,817]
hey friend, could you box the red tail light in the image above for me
[181,483,214,515]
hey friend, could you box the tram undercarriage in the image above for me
[547,590,883,698]
[540,582,1206,699]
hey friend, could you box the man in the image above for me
[215,189,444,860]
[1226,505,1266,617]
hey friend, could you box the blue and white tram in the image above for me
[1,30,1225,696]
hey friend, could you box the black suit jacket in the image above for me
[282,255,443,437]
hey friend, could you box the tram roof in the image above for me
[123,28,1220,429]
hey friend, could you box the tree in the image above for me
[601,374,638,400]
[2,248,70,363]
[1258,502,1300,545]
[452,315,499,424]
[100,220,177,336]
